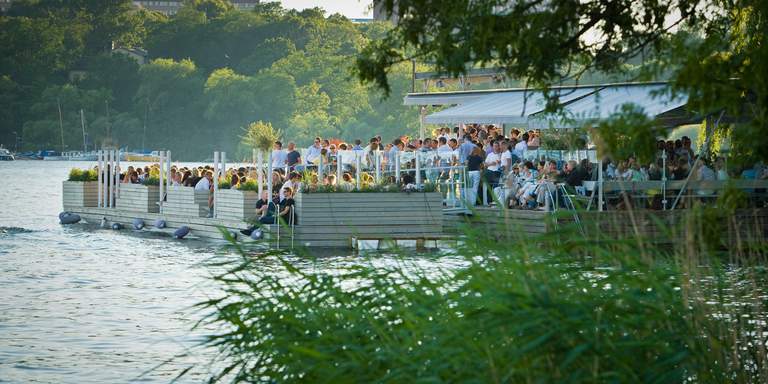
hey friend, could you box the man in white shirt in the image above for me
[305,137,322,165]
[482,141,503,204]
[271,141,287,169]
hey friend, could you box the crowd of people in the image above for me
[104,124,766,221]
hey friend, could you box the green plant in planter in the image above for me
[218,179,232,189]
[141,175,160,186]
[68,168,98,182]
[237,180,259,192]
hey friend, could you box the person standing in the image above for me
[271,141,287,169]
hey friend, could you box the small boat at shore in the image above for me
[0,147,14,161]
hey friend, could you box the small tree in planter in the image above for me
[62,168,99,208]
[241,120,281,193]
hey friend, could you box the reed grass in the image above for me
[182,203,768,383]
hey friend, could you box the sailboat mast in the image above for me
[57,97,65,153]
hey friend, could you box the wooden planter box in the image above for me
[215,189,259,221]
[62,181,98,209]
[115,183,160,213]
[162,186,209,217]
[293,192,444,247]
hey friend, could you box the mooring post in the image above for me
[395,152,401,184]
[159,150,165,208]
[166,150,171,191]
[267,151,273,199]
[318,153,324,185]
[115,149,121,199]
[336,152,343,185]
[355,153,361,189]
[257,149,264,195]
[415,151,421,187]
[97,150,103,208]
[213,151,219,218]
[106,150,112,208]
[375,151,381,184]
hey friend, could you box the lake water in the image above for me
[0,161,458,383]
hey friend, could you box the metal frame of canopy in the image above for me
[408,81,694,211]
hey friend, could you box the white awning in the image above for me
[423,87,600,125]
[528,84,688,128]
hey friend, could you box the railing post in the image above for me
[598,158,604,212]
[375,151,381,184]
[337,152,343,185]
[213,151,219,218]
[221,151,226,180]
[166,150,172,190]
[318,152,324,185]
[661,150,667,210]
[395,153,401,184]
[97,150,103,208]
[415,151,421,187]
[355,153,361,189]
[115,149,121,199]
[257,149,264,195]
[106,150,112,208]
[267,151,273,199]
[159,150,165,208]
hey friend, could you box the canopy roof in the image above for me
[411,82,691,128]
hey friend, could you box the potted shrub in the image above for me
[62,168,99,209]
[116,175,161,213]
[215,179,260,221]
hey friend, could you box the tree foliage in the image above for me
[359,0,768,162]
[0,2,416,159]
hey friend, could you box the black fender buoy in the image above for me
[59,212,81,225]
[154,219,166,229]
[250,229,263,240]
[111,222,123,230]
[173,226,190,239]
[132,218,144,230]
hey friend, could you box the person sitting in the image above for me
[277,187,297,225]
[280,171,301,200]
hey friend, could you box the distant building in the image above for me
[132,0,260,16]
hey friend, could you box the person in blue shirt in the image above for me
[458,134,477,164]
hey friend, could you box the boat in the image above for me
[41,150,66,161]
[64,151,99,161]
[0,147,14,161]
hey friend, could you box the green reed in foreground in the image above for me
[183,207,768,383]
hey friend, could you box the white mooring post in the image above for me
[415,151,422,187]
[106,150,112,208]
[159,150,165,208]
[267,151,273,198]
[213,151,219,218]
[166,150,171,191]
[115,149,121,199]
[375,151,381,184]
[97,150,103,208]
[395,153,401,184]
[598,158,604,212]
[112,150,118,206]
[318,153,324,184]
[257,149,264,195]
[355,153,361,190]
[336,152,343,185]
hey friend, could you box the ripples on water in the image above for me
[0,161,463,383]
